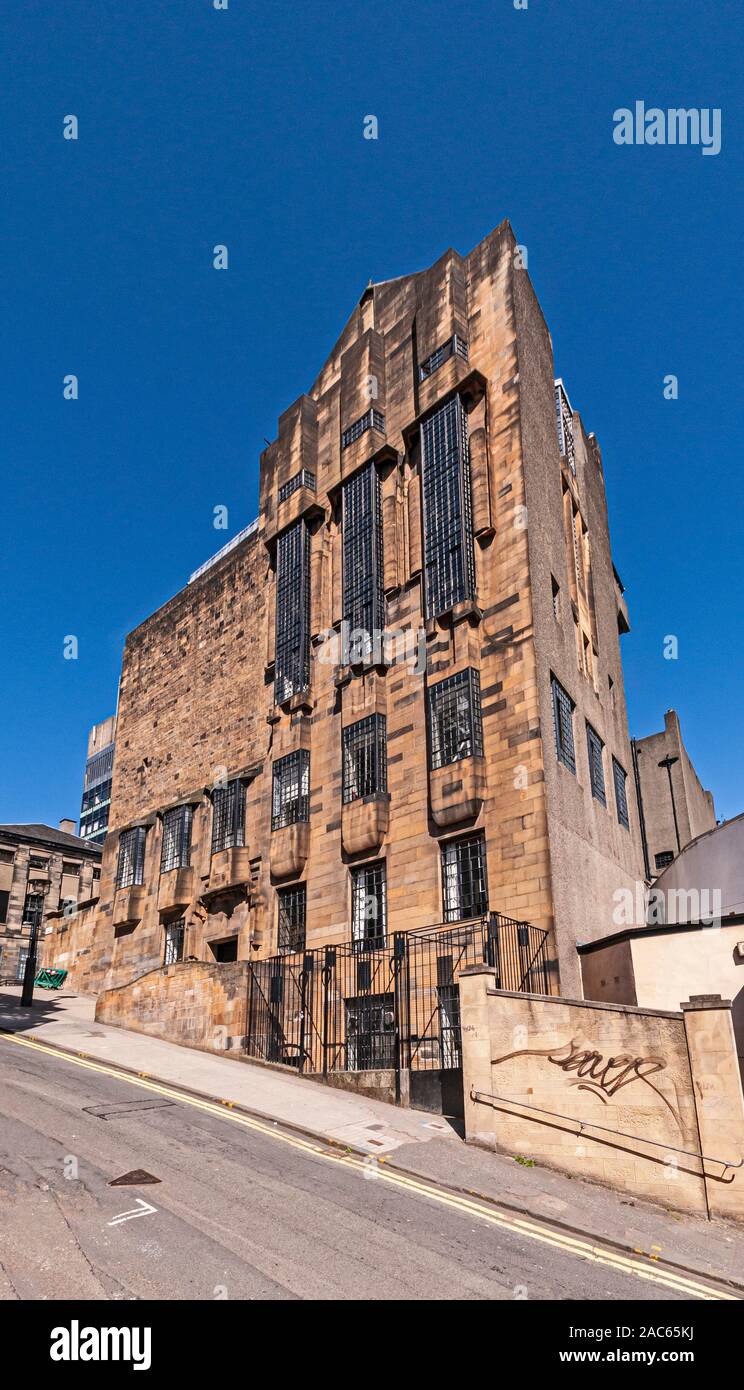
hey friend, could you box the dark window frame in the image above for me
[274,518,311,705]
[655,850,674,871]
[115,826,147,889]
[420,394,476,619]
[272,750,310,831]
[211,780,246,855]
[342,714,387,804]
[277,883,307,955]
[428,667,483,770]
[350,860,387,950]
[342,461,384,648]
[163,918,185,965]
[161,804,194,873]
[586,723,606,806]
[551,675,576,773]
[440,832,489,924]
[613,757,630,829]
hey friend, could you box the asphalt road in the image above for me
[0,1034,728,1302]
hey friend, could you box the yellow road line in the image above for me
[1,1031,737,1301]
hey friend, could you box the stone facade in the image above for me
[0,823,101,983]
[45,219,645,999]
[633,709,716,878]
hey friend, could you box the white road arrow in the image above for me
[108,1197,158,1227]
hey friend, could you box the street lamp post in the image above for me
[20,895,44,1007]
[658,754,681,855]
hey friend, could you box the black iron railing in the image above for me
[244,913,551,1079]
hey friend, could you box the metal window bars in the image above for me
[277,884,306,954]
[440,832,489,924]
[161,804,193,872]
[351,861,387,949]
[163,918,185,965]
[613,757,630,828]
[211,780,245,855]
[116,826,147,888]
[419,334,469,382]
[586,723,606,805]
[278,469,316,504]
[341,408,385,451]
[342,714,387,804]
[420,395,476,618]
[551,676,576,773]
[554,380,576,474]
[342,462,384,645]
[272,749,310,830]
[427,667,483,770]
[274,518,310,705]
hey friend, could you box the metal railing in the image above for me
[244,913,551,1080]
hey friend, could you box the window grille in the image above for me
[277,884,306,954]
[274,518,310,704]
[211,780,245,854]
[341,408,385,451]
[555,381,576,474]
[420,395,475,618]
[342,715,387,804]
[441,833,488,923]
[278,469,316,504]
[161,805,193,872]
[342,462,384,647]
[350,861,387,949]
[428,668,482,770]
[272,750,310,830]
[115,827,147,889]
[551,676,576,773]
[419,334,468,381]
[655,850,674,871]
[586,724,606,805]
[613,757,630,828]
[163,918,185,965]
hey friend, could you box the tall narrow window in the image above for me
[161,805,193,872]
[211,780,245,854]
[163,918,185,965]
[277,884,306,954]
[116,826,147,888]
[420,395,475,618]
[342,715,387,803]
[272,750,310,830]
[342,462,384,649]
[613,757,630,829]
[351,861,387,949]
[586,724,606,805]
[555,380,575,473]
[551,676,576,773]
[428,668,483,770]
[441,833,488,924]
[274,518,310,704]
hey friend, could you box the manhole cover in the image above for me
[109,1169,161,1186]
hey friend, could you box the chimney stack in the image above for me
[59,819,77,836]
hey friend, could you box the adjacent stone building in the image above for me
[0,823,101,983]
[631,709,716,878]
[46,219,646,999]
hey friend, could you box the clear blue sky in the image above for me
[1,0,741,826]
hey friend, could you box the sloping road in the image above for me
[0,1033,735,1301]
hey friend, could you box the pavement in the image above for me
[2,984,743,1297]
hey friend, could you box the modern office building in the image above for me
[79,715,117,846]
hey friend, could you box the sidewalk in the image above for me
[2,985,743,1290]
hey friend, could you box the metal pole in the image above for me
[658,754,681,854]
[20,900,43,1007]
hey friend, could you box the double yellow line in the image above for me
[2,1031,737,1301]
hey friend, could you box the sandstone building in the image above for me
[49,220,646,1000]
[0,822,101,983]
[632,709,715,878]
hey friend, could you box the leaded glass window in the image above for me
[116,826,147,888]
[586,724,606,805]
[551,676,576,773]
[428,668,483,770]
[275,518,310,705]
[342,462,384,650]
[272,750,310,830]
[441,833,488,924]
[342,715,387,804]
[160,805,193,872]
[351,861,387,949]
[211,780,245,854]
[420,395,475,618]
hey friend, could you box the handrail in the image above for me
[470,1087,744,1179]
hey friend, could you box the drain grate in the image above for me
[108,1169,161,1186]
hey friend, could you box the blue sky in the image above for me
[1,0,741,825]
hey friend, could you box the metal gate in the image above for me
[245,914,551,1111]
